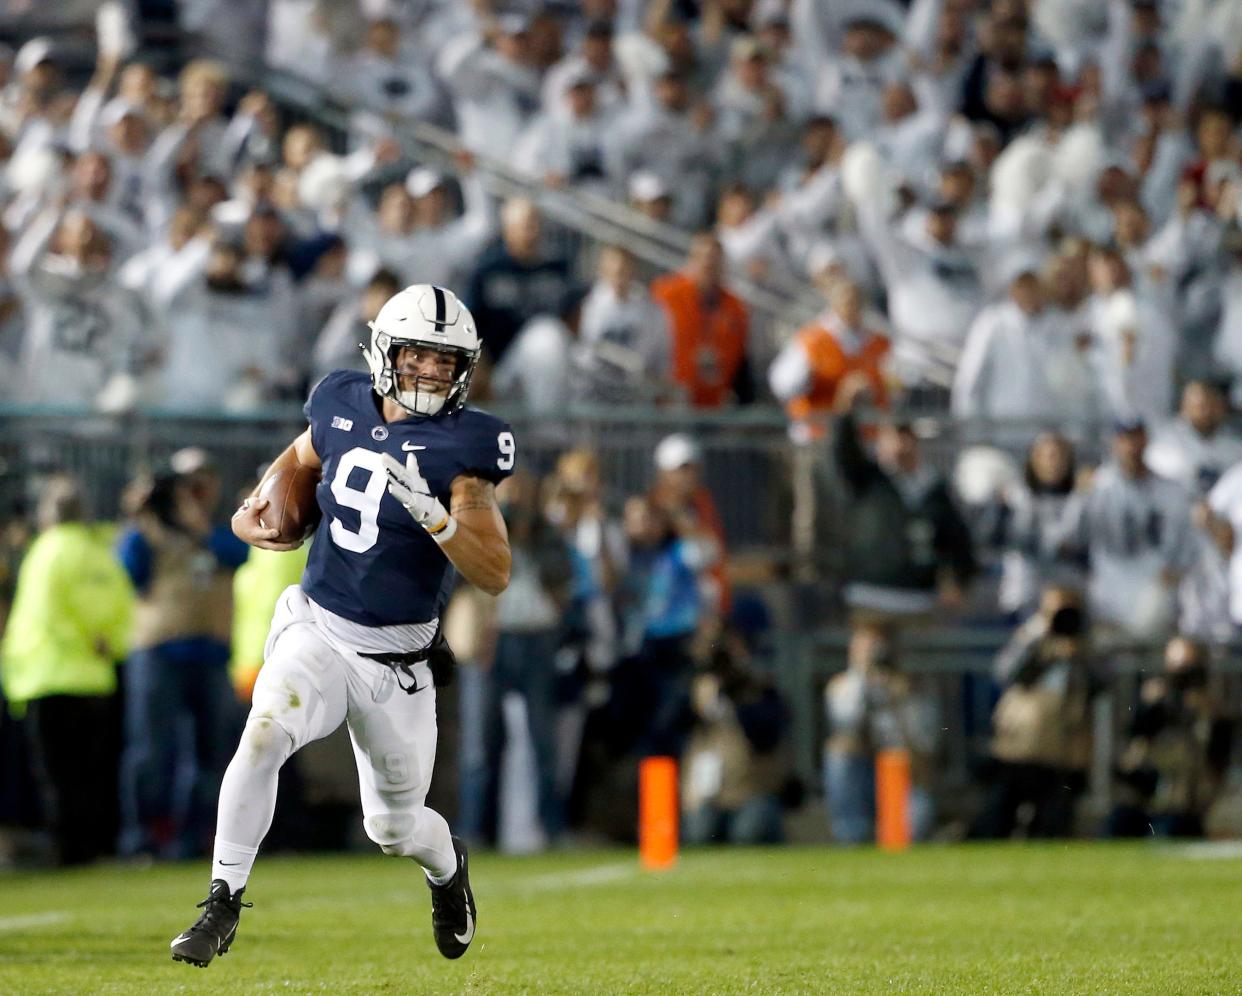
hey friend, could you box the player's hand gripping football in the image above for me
[381,454,456,541]
[231,496,306,552]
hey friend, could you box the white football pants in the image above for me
[213,586,456,887]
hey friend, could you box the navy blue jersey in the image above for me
[301,371,515,627]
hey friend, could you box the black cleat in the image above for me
[427,837,476,959]
[170,880,251,968]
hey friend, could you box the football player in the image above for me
[171,285,514,967]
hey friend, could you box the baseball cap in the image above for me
[1113,414,1146,435]
[170,446,215,476]
[405,166,446,198]
[497,13,530,36]
[629,171,670,202]
[654,434,702,471]
[100,98,144,128]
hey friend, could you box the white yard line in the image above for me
[1169,841,1242,861]
[524,863,635,892]
[0,912,68,931]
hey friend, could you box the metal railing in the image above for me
[774,626,1242,817]
[0,404,1121,546]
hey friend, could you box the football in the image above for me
[257,449,322,543]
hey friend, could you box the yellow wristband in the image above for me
[427,515,457,543]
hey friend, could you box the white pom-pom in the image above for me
[298,154,351,211]
[840,142,893,209]
[1103,290,1138,334]
[6,146,61,196]
[954,446,1021,505]
[1050,124,1104,190]
[990,136,1053,212]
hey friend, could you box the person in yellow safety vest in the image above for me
[0,474,134,865]
[229,541,311,702]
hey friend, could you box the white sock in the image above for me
[212,839,259,894]
[210,717,293,894]
[425,841,457,887]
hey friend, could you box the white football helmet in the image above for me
[364,284,480,417]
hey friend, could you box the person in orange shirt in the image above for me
[650,233,753,407]
[768,275,892,444]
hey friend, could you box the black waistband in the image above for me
[356,646,433,667]
[356,630,447,695]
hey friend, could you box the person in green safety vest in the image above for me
[229,542,311,702]
[0,474,134,865]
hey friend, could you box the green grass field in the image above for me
[1,843,1239,994]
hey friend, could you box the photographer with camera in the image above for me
[972,586,1102,839]
[681,623,789,846]
[117,448,248,859]
[1108,636,1233,838]
[823,622,938,843]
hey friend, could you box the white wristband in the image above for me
[428,515,457,544]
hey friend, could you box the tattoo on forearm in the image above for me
[451,477,495,515]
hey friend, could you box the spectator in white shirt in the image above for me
[575,245,672,404]
[754,7,816,120]
[858,195,984,391]
[812,13,907,141]
[983,433,1089,617]
[542,18,625,116]
[1039,245,1100,423]
[605,67,720,228]
[266,0,358,86]
[1084,244,1176,423]
[146,59,233,194]
[395,165,494,290]
[715,184,797,289]
[347,180,418,283]
[117,205,208,361]
[10,208,145,408]
[1146,381,1242,497]
[437,13,542,160]
[2,37,70,156]
[1145,380,1242,640]
[951,267,1064,428]
[1203,461,1242,628]
[873,80,946,191]
[150,227,290,412]
[492,288,580,415]
[346,17,441,124]
[63,150,144,256]
[514,69,615,194]
[773,115,847,264]
[1075,418,1197,638]
[713,35,800,191]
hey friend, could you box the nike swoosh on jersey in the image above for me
[402,442,427,451]
[455,910,475,945]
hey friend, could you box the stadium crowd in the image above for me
[2,0,1242,861]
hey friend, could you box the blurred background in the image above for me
[2,0,1242,869]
